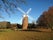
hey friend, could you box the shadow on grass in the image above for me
[20,29,42,32]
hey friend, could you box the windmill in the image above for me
[17,7,35,30]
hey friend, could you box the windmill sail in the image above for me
[17,7,25,14]
[26,8,31,14]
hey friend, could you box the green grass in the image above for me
[0,30,53,40]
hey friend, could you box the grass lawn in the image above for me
[0,29,53,40]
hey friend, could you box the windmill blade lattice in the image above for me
[17,7,25,14]
[26,8,31,14]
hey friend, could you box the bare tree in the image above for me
[0,0,26,18]
[37,6,53,29]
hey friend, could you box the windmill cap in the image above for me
[23,14,28,17]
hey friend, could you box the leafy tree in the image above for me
[17,24,22,29]
[28,23,36,29]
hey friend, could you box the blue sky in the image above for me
[0,0,53,24]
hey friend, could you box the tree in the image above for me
[37,6,53,29]
[17,24,22,29]
[28,23,36,29]
[0,0,26,18]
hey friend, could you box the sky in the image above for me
[0,0,53,24]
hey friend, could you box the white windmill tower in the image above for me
[17,7,35,30]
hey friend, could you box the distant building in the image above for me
[0,21,10,29]
[52,27,53,30]
[11,23,22,30]
[11,24,17,30]
[0,21,22,29]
